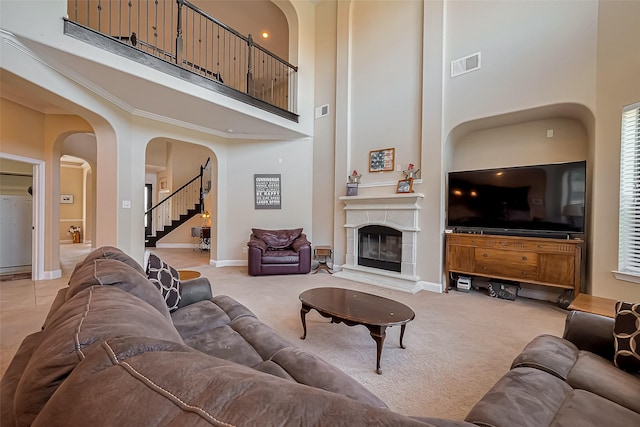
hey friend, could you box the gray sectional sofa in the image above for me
[0,247,469,426]
[1,246,639,426]
[465,310,640,426]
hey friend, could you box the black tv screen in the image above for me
[447,161,586,234]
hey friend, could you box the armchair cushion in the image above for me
[251,228,303,249]
[613,301,640,373]
[247,235,268,254]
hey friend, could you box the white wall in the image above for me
[444,0,598,134]
[349,0,422,183]
[225,138,314,262]
[452,118,589,171]
[590,0,640,300]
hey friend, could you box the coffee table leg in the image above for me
[368,325,387,375]
[300,304,310,340]
[399,324,407,349]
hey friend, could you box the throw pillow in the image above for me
[146,253,182,312]
[613,301,640,373]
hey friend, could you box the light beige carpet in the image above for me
[191,265,568,421]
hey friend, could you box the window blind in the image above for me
[619,103,640,274]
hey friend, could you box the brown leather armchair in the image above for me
[247,228,312,276]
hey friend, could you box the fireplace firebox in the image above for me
[358,225,402,272]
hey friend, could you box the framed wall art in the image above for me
[369,148,395,172]
[254,174,281,209]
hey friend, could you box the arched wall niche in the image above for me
[445,103,594,173]
[443,102,596,291]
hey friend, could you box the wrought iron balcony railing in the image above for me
[67,0,298,119]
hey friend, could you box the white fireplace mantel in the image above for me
[335,193,428,293]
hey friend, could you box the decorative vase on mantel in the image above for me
[403,163,420,180]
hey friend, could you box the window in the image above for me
[617,102,640,282]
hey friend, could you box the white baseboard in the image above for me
[155,243,195,249]
[213,260,247,267]
[420,280,444,293]
[41,269,62,280]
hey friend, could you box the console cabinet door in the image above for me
[538,254,575,287]
[448,245,474,272]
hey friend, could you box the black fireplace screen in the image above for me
[358,225,402,272]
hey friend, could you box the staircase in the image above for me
[145,158,210,247]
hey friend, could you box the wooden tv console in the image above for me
[444,233,583,295]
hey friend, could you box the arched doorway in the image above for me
[145,138,217,267]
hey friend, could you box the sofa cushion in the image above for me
[549,389,640,427]
[0,331,43,427]
[64,258,172,322]
[613,301,640,373]
[14,286,183,426]
[511,334,579,380]
[465,367,573,427]
[73,245,146,276]
[146,253,182,312]
[172,295,387,408]
[566,350,640,414]
[32,336,418,427]
[262,249,299,264]
[252,228,302,249]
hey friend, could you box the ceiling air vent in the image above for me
[451,52,481,77]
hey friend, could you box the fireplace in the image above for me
[335,193,428,293]
[358,225,402,272]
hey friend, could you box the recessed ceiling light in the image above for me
[262,32,269,39]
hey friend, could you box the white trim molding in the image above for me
[613,270,640,285]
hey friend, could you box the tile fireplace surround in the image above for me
[335,193,434,293]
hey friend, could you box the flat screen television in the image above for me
[446,161,586,235]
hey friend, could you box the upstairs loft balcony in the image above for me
[64,0,298,123]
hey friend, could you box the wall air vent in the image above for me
[315,104,330,119]
[451,52,481,77]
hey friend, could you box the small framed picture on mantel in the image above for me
[396,178,414,194]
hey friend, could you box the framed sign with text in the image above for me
[254,174,281,209]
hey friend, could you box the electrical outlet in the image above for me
[242,246,248,254]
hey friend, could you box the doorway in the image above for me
[0,154,45,281]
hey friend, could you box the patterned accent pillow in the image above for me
[613,301,640,373]
[146,253,182,312]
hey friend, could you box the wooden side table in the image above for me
[313,245,333,274]
[568,293,616,318]
[178,270,201,281]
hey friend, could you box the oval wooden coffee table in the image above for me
[299,287,415,374]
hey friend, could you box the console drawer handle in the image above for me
[483,253,488,257]
[522,256,527,261]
